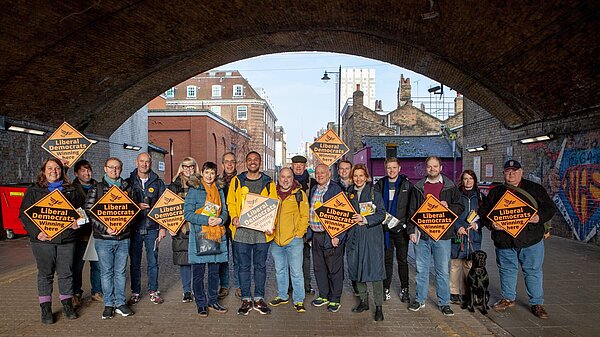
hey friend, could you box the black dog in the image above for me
[462,250,490,314]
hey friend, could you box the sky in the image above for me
[218,52,457,154]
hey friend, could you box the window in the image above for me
[210,106,221,116]
[237,106,247,120]
[186,85,196,98]
[212,85,221,97]
[386,144,397,159]
[165,87,175,98]
[233,85,243,97]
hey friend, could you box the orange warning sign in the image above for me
[147,189,185,233]
[410,195,457,241]
[314,192,357,238]
[89,186,140,235]
[23,190,81,240]
[309,129,350,167]
[239,193,279,232]
[486,190,537,238]
[41,122,93,167]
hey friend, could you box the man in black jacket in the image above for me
[407,156,463,316]
[375,158,412,303]
[479,160,555,319]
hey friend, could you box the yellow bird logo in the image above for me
[164,197,174,203]
[503,199,516,208]
[60,130,73,137]
[324,135,335,142]
[109,193,122,202]
[334,200,346,208]
[49,197,63,206]
[426,202,438,211]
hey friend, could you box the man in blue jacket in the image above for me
[127,152,166,305]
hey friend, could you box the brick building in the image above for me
[158,70,277,178]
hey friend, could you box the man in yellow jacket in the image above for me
[227,151,277,316]
[268,167,309,313]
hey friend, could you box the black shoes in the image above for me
[400,288,410,303]
[61,299,78,320]
[352,300,369,313]
[209,303,228,314]
[115,304,134,317]
[182,292,193,303]
[441,305,454,316]
[450,294,461,304]
[374,306,384,321]
[198,306,208,317]
[40,302,53,324]
[237,300,253,315]
[253,299,272,315]
[102,306,114,320]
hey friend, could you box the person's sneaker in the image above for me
[269,297,289,306]
[115,304,134,317]
[408,301,425,312]
[492,298,515,312]
[311,297,329,307]
[384,288,391,301]
[294,302,306,313]
[327,302,341,313]
[531,304,549,319]
[237,300,253,315]
[128,293,140,305]
[102,306,114,320]
[40,302,54,324]
[218,287,229,299]
[253,299,272,315]
[209,303,228,314]
[450,294,461,304]
[61,299,78,320]
[400,288,410,303]
[72,293,82,308]
[149,291,164,304]
[182,292,193,303]
[441,305,454,316]
[352,300,369,313]
[234,288,242,298]
[198,306,208,317]
[91,292,104,302]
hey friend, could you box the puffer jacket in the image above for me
[274,184,309,246]
[128,169,166,232]
[451,189,484,259]
[85,177,133,241]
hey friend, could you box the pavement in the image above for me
[0,233,598,337]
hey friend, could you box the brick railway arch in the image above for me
[1,1,598,136]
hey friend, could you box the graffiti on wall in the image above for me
[533,133,600,242]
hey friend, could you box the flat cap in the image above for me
[291,155,307,163]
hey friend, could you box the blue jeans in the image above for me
[180,265,192,293]
[193,263,220,307]
[495,240,545,305]
[235,241,270,301]
[414,239,451,306]
[129,229,159,294]
[73,239,102,295]
[95,239,130,307]
[271,237,305,303]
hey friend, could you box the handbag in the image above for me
[195,229,221,256]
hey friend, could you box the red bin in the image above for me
[0,184,30,239]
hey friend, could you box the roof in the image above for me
[361,135,461,159]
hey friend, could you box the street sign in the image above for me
[89,185,140,235]
[41,121,93,167]
[410,195,457,241]
[147,189,186,233]
[487,190,537,238]
[239,193,279,232]
[309,129,349,167]
[23,190,80,240]
[314,191,357,238]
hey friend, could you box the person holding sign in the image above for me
[308,164,344,313]
[407,156,463,317]
[479,160,555,319]
[227,151,278,315]
[19,157,84,324]
[184,161,230,317]
[85,157,135,320]
[269,167,310,313]
[167,157,200,304]
[346,164,387,321]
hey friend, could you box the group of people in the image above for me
[19,150,554,325]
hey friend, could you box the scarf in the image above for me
[294,171,309,184]
[47,180,63,192]
[383,177,401,249]
[277,180,297,201]
[197,180,224,242]
[104,174,121,187]
[222,170,237,186]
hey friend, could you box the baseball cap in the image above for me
[503,160,522,170]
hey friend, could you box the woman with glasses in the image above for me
[167,157,201,303]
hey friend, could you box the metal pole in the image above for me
[169,138,173,183]
[337,65,341,137]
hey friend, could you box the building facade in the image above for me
[341,68,376,111]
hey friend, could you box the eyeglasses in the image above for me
[182,165,196,169]
[105,166,121,170]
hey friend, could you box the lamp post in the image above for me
[321,65,342,137]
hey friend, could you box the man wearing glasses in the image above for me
[218,152,238,298]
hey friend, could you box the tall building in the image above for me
[341,68,376,111]
[160,70,278,177]
[274,125,287,171]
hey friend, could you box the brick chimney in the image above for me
[353,84,363,107]
[398,74,412,107]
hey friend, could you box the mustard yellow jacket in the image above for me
[274,185,309,246]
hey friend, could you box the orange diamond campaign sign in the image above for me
[487,190,537,238]
[314,192,357,238]
[24,190,81,240]
[90,186,140,235]
[410,195,457,241]
[309,129,350,167]
[147,189,186,233]
[239,193,280,232]
[42,121,93,167]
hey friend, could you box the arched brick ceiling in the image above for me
[1,1,598,136]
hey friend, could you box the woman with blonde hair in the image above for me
[167,157,201,303]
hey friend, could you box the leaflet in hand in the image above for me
[382,212,404,229]
[466,210,479,224]
[76,207,89,226]
[201,201,220,217]
[359,202,376,216]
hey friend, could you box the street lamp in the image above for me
[321,65,342,138]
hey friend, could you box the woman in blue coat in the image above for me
[450,170,484,307]
[184,162,229,317]
[346,164,387,321]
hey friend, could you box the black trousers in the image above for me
[311,232,345,303]
[31,241,75,297]
[303,241,312,290]
[383,230,410,290]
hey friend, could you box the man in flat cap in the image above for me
[291,155,317,295]
[479,159,555,319]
